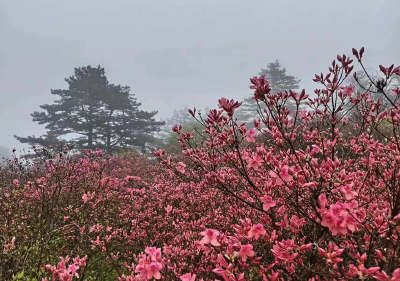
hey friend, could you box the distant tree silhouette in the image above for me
[15,65,164,153]
[165,106,193,128]
[236,60,301,124]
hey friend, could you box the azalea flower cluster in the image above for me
[153,47,400,280]
[2,48,400,280]
[119,247,164,280]
[43,255,87,281]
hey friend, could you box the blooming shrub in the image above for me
[43,255,87,281]
[2,48,400,280]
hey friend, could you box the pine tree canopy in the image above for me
[15,65,164,153]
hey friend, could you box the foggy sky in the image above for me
[1,0,400,152]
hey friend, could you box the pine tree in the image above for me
[236,60,300,125]
[166,106,193,128]
[15,129,64,148]
[15,65,164,153]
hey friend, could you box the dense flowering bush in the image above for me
[2,48,400,280]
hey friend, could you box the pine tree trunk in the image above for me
[106,127,111,152]
[106,110,113,152]
[88,106,93,149]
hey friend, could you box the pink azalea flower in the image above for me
[82,193,89,203]
[145,262,163,280]
[238,244,255,261]
[218,98,242,117]
[247,155,263,170]
[67,264,80,278]
[136,259,163,280]
[248,224,266,240]
[372,270,390,281]
[246,128,257,143]
[165,205,173,213]
[280,165,293,182]
[340,212,357,233]
[392,88,400,97]
[321,212,346,235]
[73,255,87,268]
[145,247,162,262]
[375,249,385,260]
[321,202,358,235]
[319,193,328,209]
[180,273,196,281]
[194,240,212,255]
[177,162,186,174]
[59,270,73,281]
[125,175,141,181]
[341,183,358,200]
[269,165,293,185]
[250,75,271,100]
[135,259,147,279]
[392,268,400,280]
[172,124,182,133]
[341,84,355,96]
[318,242,344,264]
[260,195,276,211]
[199,229,220,246]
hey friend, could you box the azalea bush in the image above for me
[2,47,400,280]
[155,48,400,281]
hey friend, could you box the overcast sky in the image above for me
[1,0,399,152]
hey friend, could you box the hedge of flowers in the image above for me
[2,48,400,280]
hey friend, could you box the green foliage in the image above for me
[165,121,204,152]
[157,106,211,150]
